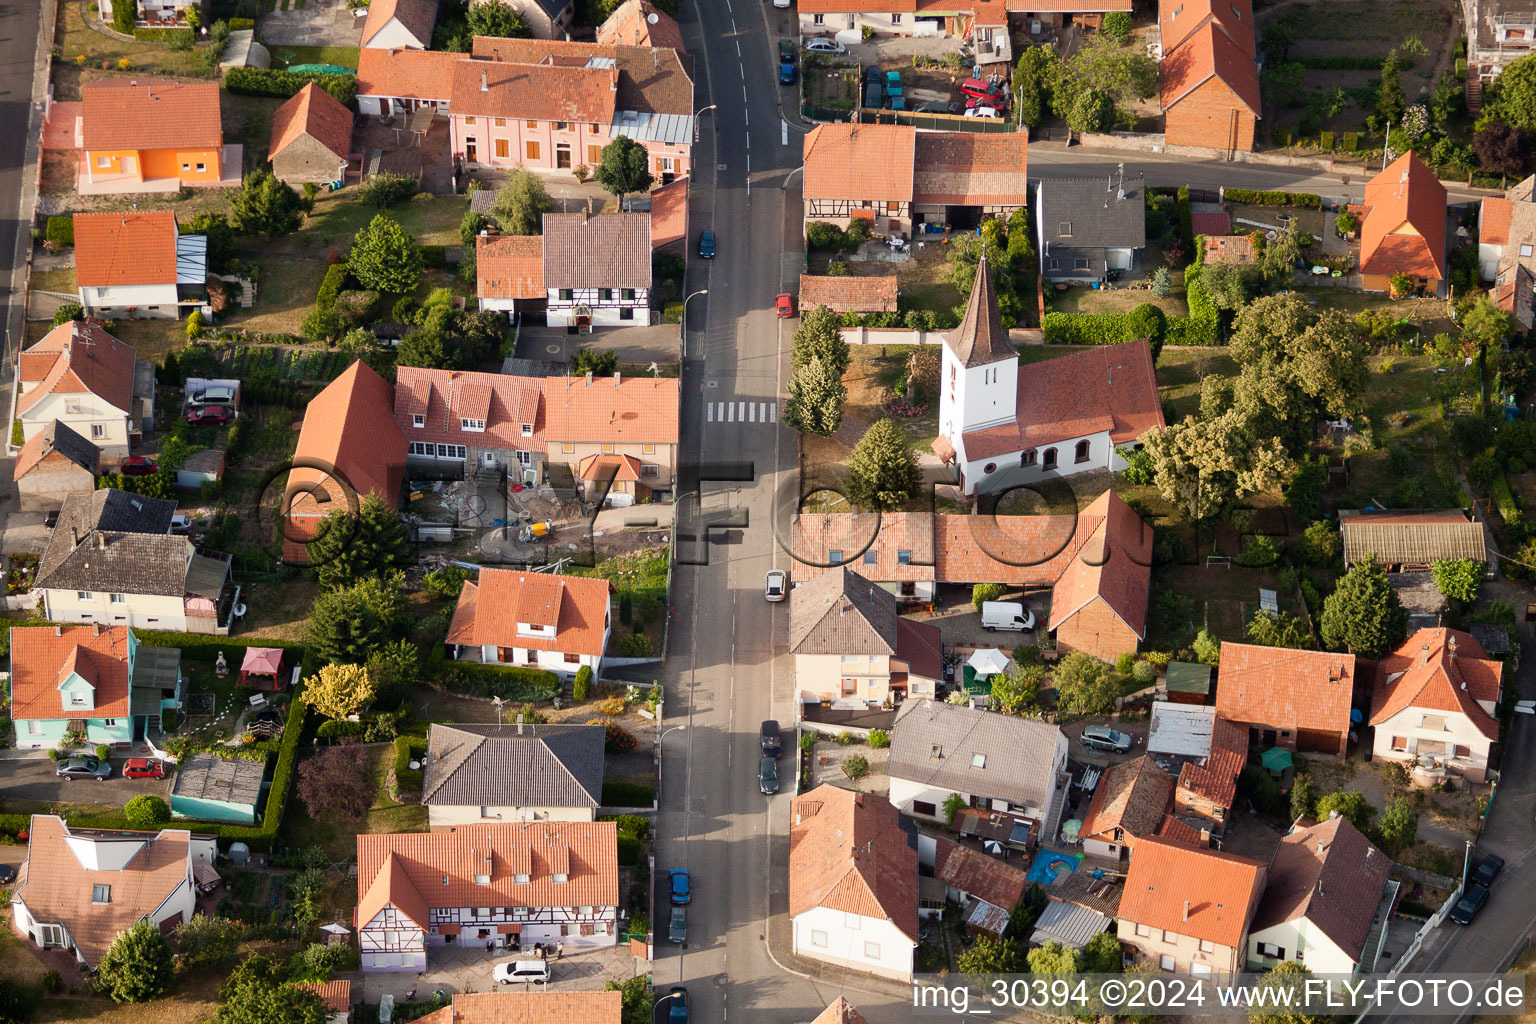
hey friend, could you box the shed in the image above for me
[14,420,100,512]
[170,752,268,824]
[269,83,355,186]
[176,448,226,488]
[1470,624,1512,657]
[1163,661,1212,705]
[1338,509,1486,570]
[240,647,286,690]
[1029,898,1113,949]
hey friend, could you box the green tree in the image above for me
[1293,519,1342,567]
[348,214,422,294]
[364,638,419,709]
[782,357,847,438]
[1082,929,1124,974]
[846,418,920,511]
[52,303,84,325]
[213,954,328,1024]
[991,665,1044,714]
[307,493,411,590]
[466,0,530,37]
[1192,628,1221,664]
[1140,411,1292,521]
[491,167,555,235]
[1250,961,1331,1024]
[1284,457,1328,524]
[959,935,1026,973]
[1432,559,1485,604]
[306,572,410,665]
[1102,9,1133,43]
[1289,773,1315,824]
[113,0,137,34]
[96,921,174,1004]
[1373,53,1406,131]
[607,976,654,1024]
[1066,87,1116,135]
[594,136,654,201]
[1486,53,1536,132]
[971,582,1006,610]
[1245,610,1314,649]
[460,209,489,247]
[1375,796,1419,854]
[1012,44,1059,128]
[300,663,376,720]
[1026,939,1084,975]
[395,326,452,369]
[124,794,171,828]
[791,304,851,374]
[1052,651,1119,716]
[356,172,418,209]
[1053,33,1157,126]
[942,791,967,825]
[287,943,350,983]
[1320,555,1408,656]
[1313,790,1374,831]
[1230,294,1371,447]
[229,169,308,239]
[1200,261,1261,311]
[173,913,243,966]
[187,212,237,272]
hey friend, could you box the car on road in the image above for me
[170,514,192,534]
[669,868,692,905]
[775,293,795,317]
[187,405,234,427]
[1081,726,1133,754]
[667,987,689,1024]
[779,59,795,84]
[492,960,550,985]
[1472,853,1504,888]
[120,455,156,476]
[761,720,782,758]
[804,38,845,53]
[765,569,789,601]
[669,906,687,944]
[56,757,111,781]
[759,756,779,795]
[0,865,14,885]
[698,230,715,259]
[1449,882,1490,925]
[122,758,166,779]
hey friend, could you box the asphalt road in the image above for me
[0,0,44,376]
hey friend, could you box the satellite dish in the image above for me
[647,11,659,23]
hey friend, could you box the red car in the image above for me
[122,758,166,780]
[187,405,234,427]
[775,293,796,318]
[961,77,1002,101]
[120,455,157,476]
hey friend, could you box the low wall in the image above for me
[838,326,1044,346]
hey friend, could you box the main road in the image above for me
[0,0,46,377]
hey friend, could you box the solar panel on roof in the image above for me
[1009,822,1031,845]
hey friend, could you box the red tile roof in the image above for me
[1361,152,1448,281]
[933,836,1029,910]
[296,981,352,1014]
[10,625,132,723]
[1159,20,1262,116]
[1370,628,1502,740]
[73,212,178,288]
[649,176,688,250]
[799,0,914,12]
[361,0,439,46]
[1177,715,1246,809]
[1159,0,1255,56]
[394,366,545,453]
[790,785,919,941]
[450,60,619,123]
[476,235,545,299]
[1481,197,1514,246]
[1080,755,1175,842]
[803,124,916,203]
[896,617,943,681]
[811,999,872,1024]
[1203,234,1255,264]
[1214,643,1355,740]
[799,275,900,313]
[1046,490,1155,640]
[542,376,679,445]
[356,47,462,101]
[1119,835,1266,948]
[911,133,1029,206]
[468,38,694,116]
[596,0,685,49]
[1157,815,1205,845]
[446,569,611,656]
[1250,817,1392,963]
[270,83,354,162]
[80,78,222,152]
[577,453,643,482]
[1190,210,1232,235]
[17,320,137,417]
[416,992,623,1024]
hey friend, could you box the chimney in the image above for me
[480,69,488,92]
[72,527,81,550]
[97,533,106,551]
[92,623,102,637]
[54,625,62,637]
[1318,837,1326,855]
[614,370,622,387]
[1420,643,1430,666]
[1182,900,1190,922]
[1449,635,1458,659]
[516,713,524,735]
[585,371,594,385]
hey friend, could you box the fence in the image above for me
[1389,885,1462,975]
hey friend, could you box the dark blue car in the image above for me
[697,230,715,259]
[779,59,795,84]
[669,868,692,905]
[668,987,689,1024]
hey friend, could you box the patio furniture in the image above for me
[240,647,286,690]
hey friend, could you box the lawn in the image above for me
[265,44,362,70]
[238,576,321,641]
[29,267,76,293]
[222,258,325,335]
[1046,283,1189,319]
[1153,346,1240,420]
[279,744,428,860]
[1337,352,1468,509]
[53,1,220,85]
[286,192,469,254]
[1145,562,1309,652]
[843,345,938,450]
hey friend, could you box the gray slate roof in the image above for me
[887,699,1063,807]
[1036,178,1147,251]
[787,566,898,656]
[61,488,176,536]
[171,752,265,808]
[422,723,605,810]
[129,645,183,717]
[29,421,101,474]
[36,533,194,597]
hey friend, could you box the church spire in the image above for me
[944,256,1014,368]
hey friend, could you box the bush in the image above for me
[842,754,870,780]
[333,290,382,325]
[45,216,73,248]
[124,795,171,829]
[619,634,654,656]
[868,729,890,748]
[225,68,357,105]
[1221,188,1322,208]
[393,736,427,793]
[971,583,1005,611]
[572,665,594,701]
[356,173,419,209]
[314,263,348,311]
[52,303,84,325]
[228,16,255,28]
[806,221,846,250]
[96,743,112,761]
[1132,660,1157,685]
[1101,9,1132,43]
[602,781,655,806]
[590,718,637,753]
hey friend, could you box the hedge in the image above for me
[436,662,561,700]
[1221,188,1322,209]
[394,736,427,793]
[315,264,347,311]
[133,26,194,42]
[1165,264,1219,345]
[1043,311,1142,345]
[602,781,655,806]
[617,836,645,866]
[1175,186,1194,253]
[228,17,256,29]
[1291,55,1381,70]
[45,216,73,248]
[225,67,357,106]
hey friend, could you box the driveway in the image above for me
[0,756,171,805]
[2,511,51,556]
[258,0,362,48]
[515,324,682,367]
[354,942,643,1004]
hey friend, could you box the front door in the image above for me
[465,139,478,164]
[556,144,571,169]
[481,452,499,469]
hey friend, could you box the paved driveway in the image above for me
[515,324,681,367]
[0,756,171,805]
[355,942,643,1004]
[2,511,51,556]
[258,0,362,48]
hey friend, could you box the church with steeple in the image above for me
[933,257,1166,496]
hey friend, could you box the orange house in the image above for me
[1358,152,1448,295]
[77,79,231,195]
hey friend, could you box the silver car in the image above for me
[765,569,789,602]
[804,38,846,53]
[1081,726,1132,753]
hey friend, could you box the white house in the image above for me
[790,785,918,982]
[1369,628,1503,784]
[542,212,651,329]
[422,723,605,827]
[932,257,1164,496]
[73,212,206,320]
[10,814,213,968]
[1247,817,1397,974]
[97,0,198,25]
[16,320,152,461]
[356,821,619,971]
[361,0,439,49]
[446,568,612,677]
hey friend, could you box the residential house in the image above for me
[295,981,353,1024]
[269,83,354,185]
[98,0,197,27]
[887,698,1070,836]
[788,567,943,706]
[1078,755,1176,859]
[1117,836,1267,974]
[1370,628,1503,783]
[73,212,207,319]
[77,79,233,194]
[355,47,460,116]
[1170,713,1246,830]
[414,992,621,1024]
[540,212,651,328]
[645,176,689,251]
[1248,817,1397,974]
[34,489,238,634]
[1031,869,1123,950]
[362,0,440,49]
[475,235,545,316]
[542,375,680,503]
[17,320,152,460]
[796,0,1014,66]
[1474,176,1536,280]
[170,753,266,824]
[422,723,605,826]
[446,568,612,677]
[9,624,182,750]
[13,420,99,511]
[1215,643,1357,756]
[802,125,1029,237]
[452,38,694,184]
[1492,262,1536,331]
[485,0,577,39]
[596,0,683,48]
[1338,508,1487,570]
[1035,177,1148,282]
[799,274,900,314]
[355,821,619,969]
[395,366,545,484]
[1359,152,1449,295]
[10,814,211,968]
[284,360,407,561]
[931,836,1030,938]
[790,785,919,982]
[1461,0,1536,104]
[1156,0,1259,152]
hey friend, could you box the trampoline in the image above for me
[1026,848,1083,885]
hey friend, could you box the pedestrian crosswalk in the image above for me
[705,399,779,425]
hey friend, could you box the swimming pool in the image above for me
[1025,848,1083,885]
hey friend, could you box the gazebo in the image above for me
[240,647,286,690]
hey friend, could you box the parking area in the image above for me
[2,511,53,557]
[355,942,643,1004]
[0,754,170,805]
[257,0,362,47]
[515,324,681,366]
[904,583,1052,650]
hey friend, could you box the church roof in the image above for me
[944,257,1016,368]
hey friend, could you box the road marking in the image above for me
[727,402,735,422]
[768,402,777,422]
[749,403,756,423]
[735,40,741,56]
[781,120,788,146]
[737,401,746,421]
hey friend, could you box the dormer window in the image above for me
[521,423,533,437]
[441,875,450,885]
[552,872,569,884]
[897,550,911,565]
[413,414,425,428]
[1058,222,1072,237]
[92,885,111,904]
[461,418,486,432]
[514,872,530,884]
[931,744,943,759]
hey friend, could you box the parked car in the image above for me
[0,865,14,885]
[492,960,550,985]
[913,100,952,114]
[1449,883,1490,925]
[170,514,192,534]
[761,720,783,758]
[759,756,779,795]
[120,455,156,476]
[669,906,687,944]
[43,510,59,529]
[964,105,1001,119]
[56,757,111,781]
[765,569,789,601]
[778,40,795,63]
[667,987,689,1024]
[122,758,166,780]
[187,405,234,427]
[188,385,237,407]
[779,59,795,84]
[864,80,884,108]
[775,293,796,317]
[961,77,1003,100]
[698,230,716,259]
[885,70,903,98]
[981,601,1035,631]
[966,94,1005,111]
[805,38,845,54]
[1081,726,1133,754]
[669,868,692,905]
[1472,854,1504,888]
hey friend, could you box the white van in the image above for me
[981,601,1035,632]
[493,960,551,985]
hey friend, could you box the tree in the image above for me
[288,943,350,983]
[348,214,422,294]
[1200,261,1261,311]
[1289,773,1315,824]
[1140,412,1292,522]
[1376,796,1420,855]
[1284,457,1327,524]
[792,305,851,374]
[1082,930,1124,974]
[1474,121,1527,175]
[1250,961,1331,1024]
[1335,210,1359,236]
[1149,265,1172,298]
[1245,610,1314,649]
[594,136,654,201]
[96,920,174,1003]
[173,913,243,966]
[782,357,847,438]
[947,224,1011,296]
[958,935,1026,973]
[1053,33,1157,126]
[991,664,1044,714]
[1484,53,1536,133]
[846,418,919,511]
[214,954,328,1024]
[1026,939,1083,975]
[1193,629,1221,664]
[491,168,555,235]
[971,583,1005,610]
[1012,44,1059,127]
[365,638,419,709]
[1102,9,1133,43]
[0,979,28,1024]
[460,209,489,248]
[1229,294,1371,446]
[124,794,171,828]
[306,493,411,590]
[1320,555,1408,656]
[52,303,83,325]
[395,326,452,369]
[187,212,237,272]
[1373,53,1406,131]
[1313,790,1374,831]
[229,169,308,239]
[296,745,375,818]
[1052,651,1119,716]
[356,172,418,209]
[466,0,530,37]
[1293,519,1342,567]
[607,976,653,1024]
[301,663,376,720]
[1433,559,1485,605]
[113,0,137,34]
[306,573,410,665]
[1066,88,1116,135]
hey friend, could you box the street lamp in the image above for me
[782,165,804,191]
[652,989,685,1023]
[680,289,707,357]
[656,724,687,803]
[693,104,716,143]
